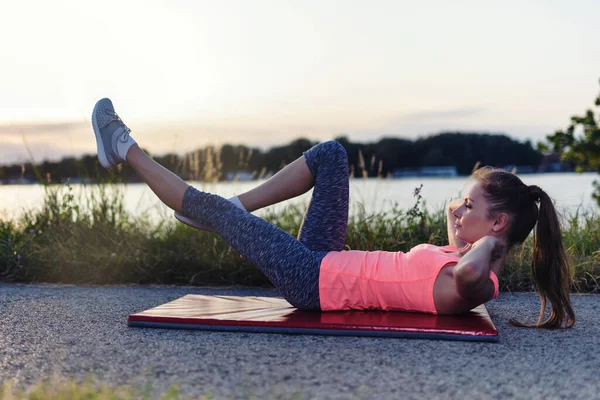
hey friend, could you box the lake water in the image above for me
[0,173,598,223]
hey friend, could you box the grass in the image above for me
[0,378,187,400]
[0,376,303,400]
[0,179,599,292]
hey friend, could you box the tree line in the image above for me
[0,131,544,185]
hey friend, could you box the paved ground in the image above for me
[0,283,598,399]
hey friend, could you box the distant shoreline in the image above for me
[0,170,597,186]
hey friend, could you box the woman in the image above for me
[92,98,575,329]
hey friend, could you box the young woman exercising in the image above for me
[91,98,575,329]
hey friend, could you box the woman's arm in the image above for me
[447,199,467,249]
[453,236,504,301]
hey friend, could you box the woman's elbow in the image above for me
[453,262,487,299]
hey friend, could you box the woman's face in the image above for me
[452,182,498,244]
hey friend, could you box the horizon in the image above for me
[1,0,599,165]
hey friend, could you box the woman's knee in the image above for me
[304,140,348,178]
[322,140,347,161]
[312,140,348,166]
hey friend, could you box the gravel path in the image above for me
[0,283,598,399]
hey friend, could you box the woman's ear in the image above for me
[492,213,510,233]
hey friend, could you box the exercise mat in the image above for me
[128,295,498,342]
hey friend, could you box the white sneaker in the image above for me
[174,212,215,233]
[91,98,136,168]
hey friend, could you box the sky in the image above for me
[1,0,599,165]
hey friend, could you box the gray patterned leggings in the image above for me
[181,140,349,309]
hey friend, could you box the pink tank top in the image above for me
[318,244,499,314]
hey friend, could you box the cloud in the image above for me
[339,106,554,144]
[0,139,87,166]
[0,119,333,166]
[0,121,88,136]
[0,121,95,165]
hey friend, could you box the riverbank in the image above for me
[0,182,599,291]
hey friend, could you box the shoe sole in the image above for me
[91,104,112,169]
[174,212,215,233]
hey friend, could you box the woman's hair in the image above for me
[472,166,575,329]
